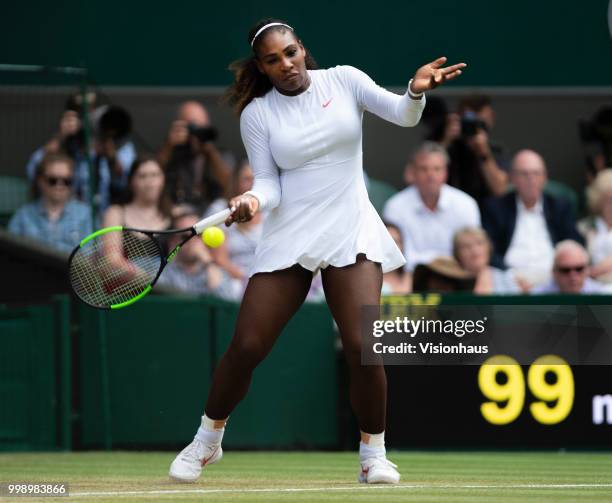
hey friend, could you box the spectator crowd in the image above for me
[6,90,612,299]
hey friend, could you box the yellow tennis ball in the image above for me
[202,226,225,248]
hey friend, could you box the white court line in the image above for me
[71,483,612,497]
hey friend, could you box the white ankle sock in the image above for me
[194,414,227,445]
[359,431,386,461]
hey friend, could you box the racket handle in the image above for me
[193,208,232,235]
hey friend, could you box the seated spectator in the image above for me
[212,160,263,283]
[453,227,521,294]
[102,155,172,232]
[579,169,612,283]
[156,211,240,300]
[532,240,603,294]
[9,153,92,253]
[482,149,583,289]
[158,101,233,216]
[382,222,412,295]
[383,142,481,271]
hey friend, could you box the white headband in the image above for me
[250,22,294,48]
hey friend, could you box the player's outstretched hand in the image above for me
[225,194,259,226]
[410,57,467,94]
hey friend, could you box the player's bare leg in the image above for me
[169,264,312,482]
[321,253,400,484]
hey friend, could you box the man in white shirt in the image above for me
[482,150,583,288]
[383,142,481,271]
[532,240,603,294]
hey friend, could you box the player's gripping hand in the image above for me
[225,194,259,226]
[410,56,467,94]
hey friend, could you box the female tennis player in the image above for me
[169,18,465,484]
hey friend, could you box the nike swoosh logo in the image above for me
[322,98,333,108]
[201,445,220,466]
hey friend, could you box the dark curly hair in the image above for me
[222,18,319,115]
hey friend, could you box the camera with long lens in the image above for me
[461,110,488,138]
[187,124,218,143]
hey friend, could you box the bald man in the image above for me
[482,149,583,287]
[158,101,233,215]
[178,101,210,126]
[532,240,603,294]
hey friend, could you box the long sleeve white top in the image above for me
[239,65,426,276]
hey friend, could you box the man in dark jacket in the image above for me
[482,149,583,288]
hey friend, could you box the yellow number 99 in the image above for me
[478,355,524,425]
[528,355,574,424]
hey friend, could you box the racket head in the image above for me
[68,226,165,310]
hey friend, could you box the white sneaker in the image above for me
[168,438,223,483]
[358,456,400,484]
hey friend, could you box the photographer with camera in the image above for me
[25,95,136,217]
[425,95,508,206]
[90,104,137,210]
[158,101,233,216]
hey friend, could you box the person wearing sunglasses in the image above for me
[8,153,92,253]
[531,240,603,294]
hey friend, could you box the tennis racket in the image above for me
[68,208,231,310]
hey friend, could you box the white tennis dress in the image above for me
[240,65,426,277]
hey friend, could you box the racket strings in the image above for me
[69,230,163,308]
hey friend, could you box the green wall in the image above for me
[0,297,71,451]
[2,0,611,86]
[3,293,612,451]
[77,296,339,449]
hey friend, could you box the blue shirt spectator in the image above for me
[10,153,92,253]
[9,199,91,253]
[26,141,136,212]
